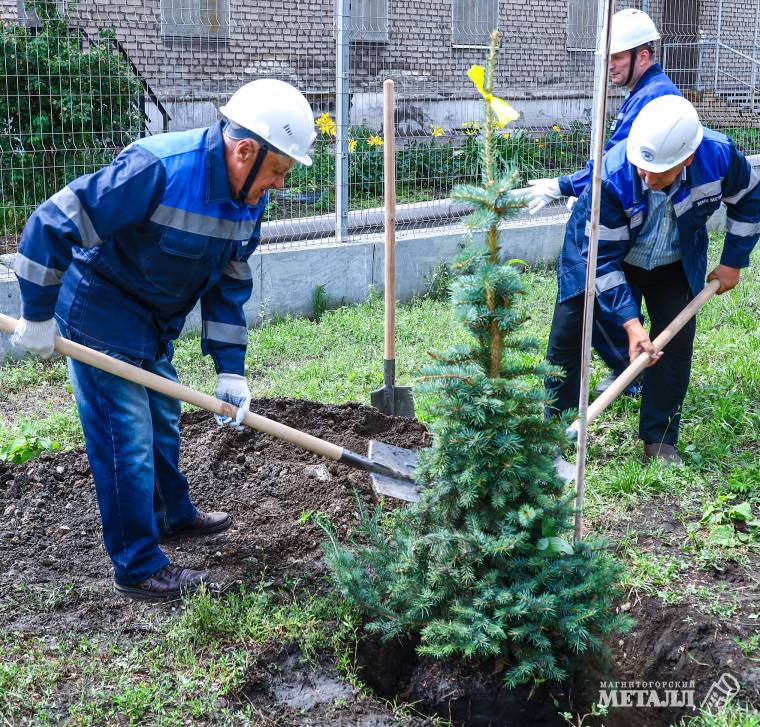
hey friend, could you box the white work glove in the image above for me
[10,317,58,359]
[214,373,251,430]
[526,177,563,215]
[566,196,577,212]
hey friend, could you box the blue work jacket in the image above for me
[14,121,265,375]
[559,129,760,326]
[559,64,681,198]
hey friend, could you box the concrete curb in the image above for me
[0,216,568,362]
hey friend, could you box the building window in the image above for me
[342,0,389,42]
[160,0,230,40]
[452,0,498,48]
[567,0,598,51]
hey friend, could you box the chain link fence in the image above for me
[1,0,759,257]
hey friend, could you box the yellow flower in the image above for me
[467,65,520,127]
[348,139,357,153]
[367,135,384,147]
[430,124,444,138]
[316,112,336,137]
[538,143,545,149]
[502,131,510,139]
[552,124,561,133]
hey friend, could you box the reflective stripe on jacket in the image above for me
[15,121,265,374]
[558,64,681,198]
[559,128,760,326]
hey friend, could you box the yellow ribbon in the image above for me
[467,65,520,127]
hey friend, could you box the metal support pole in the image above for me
[697,34,704,90]
[589,0,607,157]
[574,0,614,544]
[714,0,723,92]
[335,0,350,243]
[751,0,760,109]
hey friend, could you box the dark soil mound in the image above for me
[1,397,758,725]
[0,398,428,635]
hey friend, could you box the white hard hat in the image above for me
[597,8,661,55]
[627,95,703,172]
[220,79,316,166]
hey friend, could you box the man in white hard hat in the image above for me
[8,79,316,599]
[546,95,760,465]
[529,9,680,398]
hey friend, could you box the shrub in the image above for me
[0,0,143,235]
[270,120,591,220]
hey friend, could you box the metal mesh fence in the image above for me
[1,0,759,257]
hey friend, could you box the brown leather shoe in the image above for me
[643,442,683,467]
[158,510,232,543]
[114,563,210,601]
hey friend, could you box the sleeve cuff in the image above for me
[720,245,751,269]
[210,353,245,377]
[20,302,57,323]
[616,303,641,328]
[558,176,575,198]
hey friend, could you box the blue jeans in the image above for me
[61,326,196,585]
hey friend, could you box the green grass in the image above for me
[1,236,758,723]
[678,703,760,726]
[0,581,364,726]
[158,265,557,420]
[621,547,689,596]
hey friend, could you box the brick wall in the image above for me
[0,0,601,122]
[2,1,757,99]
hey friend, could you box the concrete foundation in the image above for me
[0,216,566,362]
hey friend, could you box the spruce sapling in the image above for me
[321,31,631,686]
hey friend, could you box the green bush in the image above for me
[1,0,143,235]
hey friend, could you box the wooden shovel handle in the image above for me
[567,278,720,436]
[383,78,396,360]
[0,313,344,461]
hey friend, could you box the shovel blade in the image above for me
[370,385,390,412]
[370,385,415,418]
[368,440,419,501]
[392,386,415,418]
[553,455,576,486]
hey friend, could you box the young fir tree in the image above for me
[322,31,630,686]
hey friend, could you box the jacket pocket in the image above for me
[159,227,209,259]
[141,228,210,297]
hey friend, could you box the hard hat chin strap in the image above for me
[625,48,637,86]
[223,120,273,203]
[238,145,268,203]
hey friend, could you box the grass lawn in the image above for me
[1,236,758,725]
